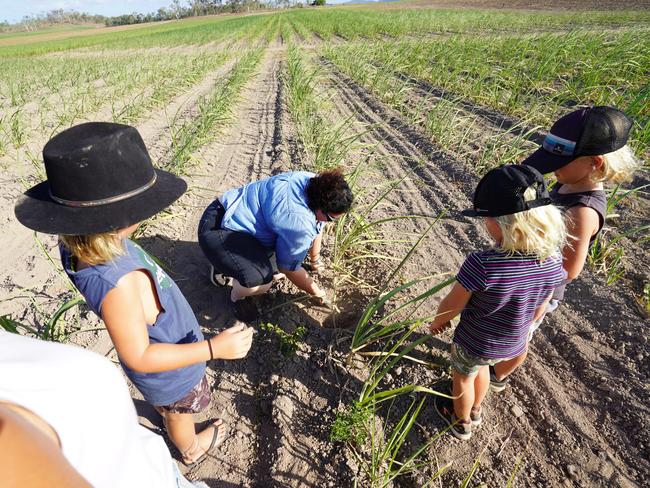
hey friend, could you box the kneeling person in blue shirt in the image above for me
[198,169,353,321]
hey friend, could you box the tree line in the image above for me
[0,0,324,31]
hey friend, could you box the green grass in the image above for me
[283,7,650,40]
[0,15,274,57]
[324,29,650,156]
[588,224,650,285]
[166,48,263,174]
[587,182,649,284]
[284,44,363,171]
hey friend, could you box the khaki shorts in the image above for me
[450,343,513,377]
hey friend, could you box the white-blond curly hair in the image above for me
[493,187,567,261]
[593,144,641,184]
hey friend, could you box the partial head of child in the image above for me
[59,231,127,266]
[14,122,186,261]
[462,164,566,260]
[522,105,640,186]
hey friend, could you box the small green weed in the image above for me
[331,400,373,445]
[259,322,306,357]
[588,224,650,285]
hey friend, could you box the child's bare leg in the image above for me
[230,278,272,302]
[473,365,490,412]
[493,349,527,381]
[161,411,225,462]
[452,371,475,421]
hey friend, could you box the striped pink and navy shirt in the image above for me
[454,249,566,359]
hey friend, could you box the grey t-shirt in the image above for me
[61,239,205,406]
[550,185,607,300]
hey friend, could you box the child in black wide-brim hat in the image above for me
[521,106,640,338]
[14,122,254,467]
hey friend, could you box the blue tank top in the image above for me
[60,239,205,406]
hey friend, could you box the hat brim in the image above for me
[14,169,187,235]
[520,147,575,174]
[461,209,482,217]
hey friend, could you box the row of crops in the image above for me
[0,15,282,183]
[1,6,648,485]
[278,11,648,485]
[281,42,454,485]
[283,7,650,39]
[321,30,650,157]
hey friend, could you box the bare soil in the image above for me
[391,0,650,12]
[1,16,648,488]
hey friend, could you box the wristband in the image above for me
[207,339,214,360]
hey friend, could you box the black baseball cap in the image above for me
[462,165,551,217]
[521,106,632,174]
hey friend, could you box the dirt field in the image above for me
[398,0,650,11]
[1,6,649,488]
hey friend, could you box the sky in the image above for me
[0,0,354,24]
[0,0,177,23]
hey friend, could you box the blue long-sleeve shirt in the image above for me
[220,171,324,271]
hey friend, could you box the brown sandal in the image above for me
[182,420,226,468]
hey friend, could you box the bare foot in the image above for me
[182,419,227,465]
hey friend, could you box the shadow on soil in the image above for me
[136,235,371,486]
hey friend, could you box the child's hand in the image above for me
[210,322,254,360]
[429,321,451,336]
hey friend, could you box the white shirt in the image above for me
[0,332,176,488]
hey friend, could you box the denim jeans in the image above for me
[527,299,560,341]
[172,461,209,488]
[197,199,277,287]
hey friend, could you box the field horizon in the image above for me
[1,2,648,487]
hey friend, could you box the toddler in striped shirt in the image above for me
[429,165,567,440]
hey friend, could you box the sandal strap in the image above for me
[182,437,202,461]
[182,422,224,466]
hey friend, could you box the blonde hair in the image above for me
[494,187,567,261]
[592,145,640,184]
[60,232,125,266]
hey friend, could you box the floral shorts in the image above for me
[158,375,211,414]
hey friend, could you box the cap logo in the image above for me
[543,133,576,157]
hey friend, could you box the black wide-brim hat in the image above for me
[15,122,187,235]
